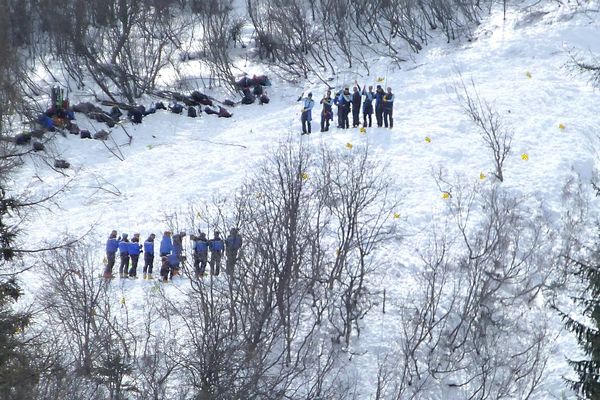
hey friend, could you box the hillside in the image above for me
[3,0,600,398]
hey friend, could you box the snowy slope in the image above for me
[9,2,600,398]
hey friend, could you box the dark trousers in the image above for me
[375,106,383,127]
[363,113,372,127]
[383,108,393,128]
[320,113,330,132]
[143,254,154,274]
[105,252,116,274]
[119,253,129,275]
[301,113,311,134]
[160,262,170,281]
[194,253,208,276]
[226,250,238,276]
[129,254,139,277]
[340,108,349,129]
[210,252,222,275]
[352,107,360,127]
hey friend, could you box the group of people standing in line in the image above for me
[298,81,395,135]
[104,228,243,282]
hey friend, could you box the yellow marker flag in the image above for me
[360,127,366,134]
[442,192,451,199]
[521,153,529,161]
[526,71,532,79]
[336,248,340,256]
[346,142,353,149]
[425,136,431,143]
[301,172,309,181]
[479,172,486,180]
[393,213,400,219]
[559,123,566,130]
[120,296,126,305]
[377,77,385,82]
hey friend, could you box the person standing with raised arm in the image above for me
[297,92,315,135]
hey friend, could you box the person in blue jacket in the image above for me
[128,236,142,278]
[143,233,156,279]
[209,231,225,276]
[297,92,314,135]
[374,85,385,127]
[118,233,130,278]
[193,232,209,278]
[160,231,173,256]
[383,86,394,129]
[225,228,243,276]
[104,230,119,278]
[362,85,374,128]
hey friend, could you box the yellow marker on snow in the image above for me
[147,144,153,150]
[559,123,566,130]
[336,248,340,256]
[301,172,309,181]
[521,153,529,161]
[425,136,431,143]
[346,142,353,149]
[377,77,385,82]
[526,71,532,79]
[393,213,400,219]
[479,172,486,180]
[442,192,451,199]
[360,127,366,134]
[120,296,126,305]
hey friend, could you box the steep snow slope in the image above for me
[9,2,600,398]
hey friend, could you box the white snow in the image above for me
[8,2,600,398]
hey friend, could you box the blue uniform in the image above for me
[143,239,155,275]
[128,242,142,277]
[209,237,225,275]
[144,240,154,255]
[104,236,119,274]
[160,235,173,256]
[118,240,129,255]
[128,242,141,256]
[106,238,119,253]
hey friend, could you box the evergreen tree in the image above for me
[0,279,37,400]
[557,235,600,398]
[0,8,41,398]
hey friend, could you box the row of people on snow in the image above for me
[103,228,243,282]
[298,82,394,134]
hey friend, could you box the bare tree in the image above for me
[39,0,189,102]
[316,145,399,346]
[454,75,513,182]
[376,175,557,398]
